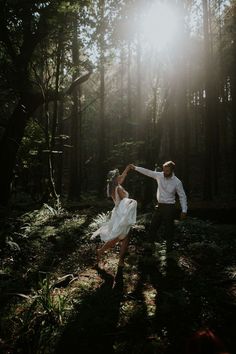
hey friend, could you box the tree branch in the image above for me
[43,69,93,104]
[65,69,93,95]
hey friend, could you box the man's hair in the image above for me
[163,161,175,170]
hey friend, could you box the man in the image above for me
[129,161,187,244]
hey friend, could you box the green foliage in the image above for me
[17,118,46,168]
[1,205,236,353]
[7,275,69,353]
[106,140,145,168]
[88,211,110,231]
[43,199,64,216]
[36,274,69,324]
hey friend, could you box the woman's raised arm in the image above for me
[117,165,131,185]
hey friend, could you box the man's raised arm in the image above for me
[129,164,159,179]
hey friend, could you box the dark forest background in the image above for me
[0,0,236,210]
[1,2,236,354]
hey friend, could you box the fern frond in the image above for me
[88,212,110,231]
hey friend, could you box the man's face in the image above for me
[163,165,172,177]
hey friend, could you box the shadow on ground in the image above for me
[55,266,124,354]
[53,225,235,354]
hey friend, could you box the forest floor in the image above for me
[0,199,236,354]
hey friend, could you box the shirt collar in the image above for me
[163,172,175,179]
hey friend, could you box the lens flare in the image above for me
[140,2,180,50]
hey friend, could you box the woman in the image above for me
[91,166,137,267]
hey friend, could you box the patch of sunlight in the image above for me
[65,215,87,228]
[154,241,167,274]
[78,276,96,292]
[178,255,196,274]
[119,300,137,326]
[125,271,139,294]
[88,212,110,232]
[143,285,157,317]
[225,266,236,279]
[42,225,57,238]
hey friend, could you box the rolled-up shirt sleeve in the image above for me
[176,181,187,213]
[135,166,159,179]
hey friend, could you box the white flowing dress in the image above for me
[91,185,137,242]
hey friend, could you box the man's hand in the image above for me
[128,164,135,170]
[180,212,187,220]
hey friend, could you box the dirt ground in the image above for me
[0,203,235,354]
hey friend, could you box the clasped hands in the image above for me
[125,164,135,173]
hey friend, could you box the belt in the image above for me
[157,203,175,207]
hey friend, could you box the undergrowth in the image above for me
[0,205,235,354]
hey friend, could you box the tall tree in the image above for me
[0,1,92,207]
[202,0,219,199]
[98,0,106,193]
[69,15,82,200]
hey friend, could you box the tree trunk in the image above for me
[69,16,82,200]
[136,31,142,140]
[51,28,63,151]
[230,41,236,193]
[55,40,65,196]
[0,68,91,207]
[120,46,125,141]
[127,41,132,135]
[0,94,42,206]
[98,0,106,195]
[56,100,64,196]
[167,88,177,161]
[202,0,219,200]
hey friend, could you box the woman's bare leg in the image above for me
[118,235,129,266]
[97,237,119,261]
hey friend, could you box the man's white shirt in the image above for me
[135,166,187,213]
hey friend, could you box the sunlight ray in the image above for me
[140,1,180,50]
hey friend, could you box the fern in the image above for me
[88,212,110,231]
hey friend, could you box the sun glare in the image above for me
[140,2,180,50]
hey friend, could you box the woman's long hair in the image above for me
[106,169,120,197]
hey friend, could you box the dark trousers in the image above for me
[149,203,176,246]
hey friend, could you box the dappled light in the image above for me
[1,0,236,353]
[1,203,235,353]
